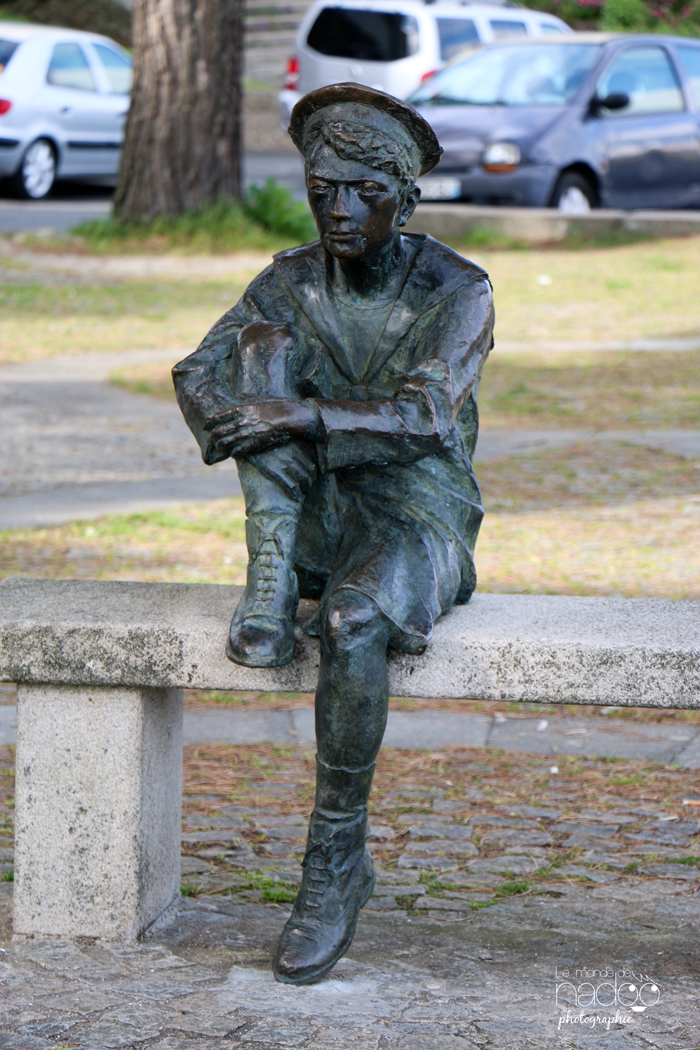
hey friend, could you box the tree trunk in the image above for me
[114,0,243,220]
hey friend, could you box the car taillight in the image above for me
[421,70,437,83]
[0,99,11,115]
[284,56,299,90]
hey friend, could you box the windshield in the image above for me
[410,43,601,107]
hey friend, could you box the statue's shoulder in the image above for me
[410,233,490,286]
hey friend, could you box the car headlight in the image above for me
[482,141,521,174]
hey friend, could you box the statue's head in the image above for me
[289,84,441,261]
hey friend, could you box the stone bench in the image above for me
[1,577,698,943]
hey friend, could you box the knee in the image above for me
[234,321,298,399]
[322,590,387,654]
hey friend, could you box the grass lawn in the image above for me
[111,348,700,433]
[0,278,253,364]
[2,441,697,601]
[2,235,700,363]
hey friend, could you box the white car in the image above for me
[0,23,133,199]
[279,0,571,123]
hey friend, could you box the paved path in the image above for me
[1,702,698,766]
[0,351,241,528]
[2,350,698,527]
[1,734,699,1047]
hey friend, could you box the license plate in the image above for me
[416,176,461,201]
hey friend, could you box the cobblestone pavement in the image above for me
[1,743,699,1048]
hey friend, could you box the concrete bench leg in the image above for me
[14,684,183,942]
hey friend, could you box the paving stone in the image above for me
[560,833,623,849]
[467,855,542,875]
[256,827,307,841]
[257,842,298,857]
[432,798,485,814]
[238,1023,312,1045]
[553,864,619,883]
[0,1036,57,1050]
[181,831,245,847]
[480,830,552,847]
[403,841,478,856]
[376,868,421,885]
[397,855,460,871]
[367,825,394,841]
[399,1033,479,1048]
[418,896,473,911]
[372,885,427,897]
[469,815,538,828]
[506,806,563,819]
[435,872,503,889]
[640,862,700,879]
[180,858,213,876]
[408,825,474,841]
[577,808,636,824]
[364,896,402,912]
[555,822,621,836]
[182,815,249,830]
[579,852,643,869]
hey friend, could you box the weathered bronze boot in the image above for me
[227,515,299,667]
[273,759,375,985]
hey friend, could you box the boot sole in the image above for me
[225,637,295,668]
[272,855,375,987]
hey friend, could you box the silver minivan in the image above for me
[279,0,571,124]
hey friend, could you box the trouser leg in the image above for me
[273,590,390,985]
[227,321,317,668]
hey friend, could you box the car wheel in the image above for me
[14,139,57,200]
[551,172,596,214]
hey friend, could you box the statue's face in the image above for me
[306,144,404,260]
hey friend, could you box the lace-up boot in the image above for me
[273,759,375,985]
[227,514,299,667]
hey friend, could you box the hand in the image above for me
[206,399,323,459]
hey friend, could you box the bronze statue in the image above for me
[173,83,494,986]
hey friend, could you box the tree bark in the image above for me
[114,0,243,220]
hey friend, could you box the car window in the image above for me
[539,23,566,35]
[597,47,683,116]
[490,20,527,39]
[676,45,700,109]
[436,18,479,62]
[411,42,600,107]
[306,8,419,61]
[0,39,19,75]
[94,43,133,94]
[47,42,97,92]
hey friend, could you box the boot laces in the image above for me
[303,842,333,909]
[251,532,283,605]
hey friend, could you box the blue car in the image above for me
[409,33,700,210]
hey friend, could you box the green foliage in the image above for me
[601,0,652,30]
[496,879,530,897]
[525,0,700,36]
[180,883,202,897]
[0,0,131,46]
[245,180,317,243]
[74,183,317,255]
[1,867,13,882]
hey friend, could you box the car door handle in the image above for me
[60,106,72,114]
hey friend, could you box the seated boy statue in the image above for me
[173,83,494,986]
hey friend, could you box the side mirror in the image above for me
[588,92,630,116]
